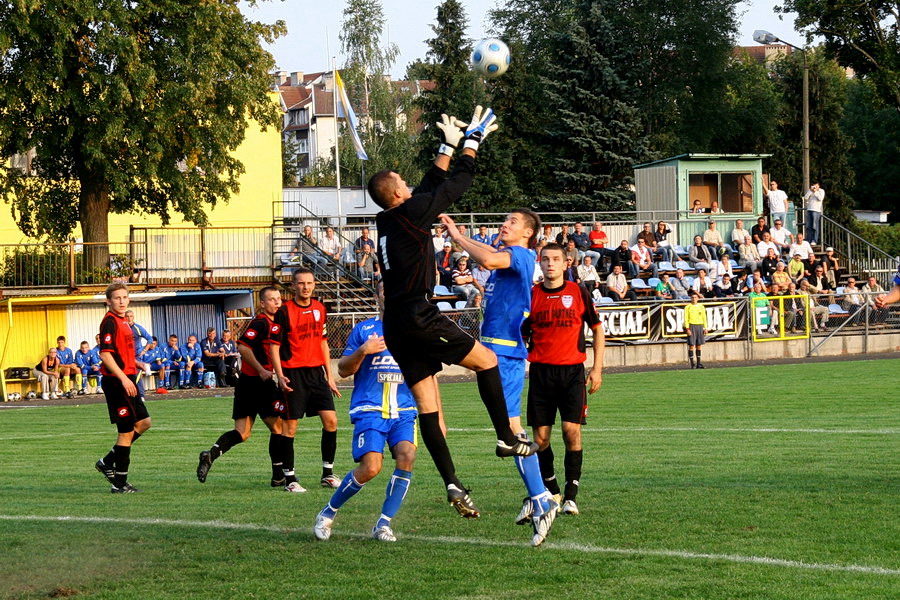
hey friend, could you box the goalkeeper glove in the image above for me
[435,113,467,157]
[463,105,498,152]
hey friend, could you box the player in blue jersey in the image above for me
[75,340,101,394]
[314,282,417,543]
[54,336,79,397]
[443,209,560,547]
[874,263,900,309]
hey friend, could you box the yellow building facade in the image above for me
[0,97,283,245]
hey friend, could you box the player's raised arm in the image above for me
[440,213,511,270]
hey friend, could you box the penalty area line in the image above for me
[2,514,898,576]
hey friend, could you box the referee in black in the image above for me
[369,106,537,518]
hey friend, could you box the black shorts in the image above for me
[232,374,284,420]
[527,363,587,426]
[103,374,150,433]
[282,367,334,420]
[383,299,476,387]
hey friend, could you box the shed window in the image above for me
[688,172,754,212]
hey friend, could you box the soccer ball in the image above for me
[25,391,37,400]
[470,38,511,78]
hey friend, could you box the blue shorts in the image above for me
[497,354,526,419]
[351,411,418,462]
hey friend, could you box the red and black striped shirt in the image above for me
[99,310,136,376]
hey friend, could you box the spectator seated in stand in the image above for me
[669,268,692,300]
[769,219,794,256]
[33,347,60,400]
[691,268,716,298]
[731,219,751,253]
[714,274,736,298]
[630,237,659,278]
[771,261,792,290]
[139,337,167,392]
[787,253,805,283]
[688,235,713,272]
[702,220,727,258]
[611,239,636,277]
[760,248,781,283]
[654,273,675,300]
[219,329,239,385]
[451,255,480,307]
[799,279,830,331]
[354,227,379,282]
[747,282,771,334]
[74,340,101,394]
[653,221,677,264]
[179,334,205,389]
[201,327,226,387]
[577,256,600,292]
[605,264,637,302]
[435,241,455,288]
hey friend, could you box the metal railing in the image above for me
[819,215,897,288]
[0,240,146,289]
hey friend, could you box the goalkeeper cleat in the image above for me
[285,481,307,493]
[531,497,560,547]
[196,450,212,483]
[447,484,480,518]
[111,482,140,494]
[95,460,115,485]
[371,525,397,542]
[496,437,538,458]
[515,497,533,525]
[313,510,334,541]
[320,474,341,489]
[562,499,580,515]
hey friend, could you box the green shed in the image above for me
[634,153,772,218]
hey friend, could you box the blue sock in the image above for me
[380,468,412,521]
[515,453,546,499]
[323,471,365,517]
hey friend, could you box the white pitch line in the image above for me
[445,426,900,435]
[1,514,897,576]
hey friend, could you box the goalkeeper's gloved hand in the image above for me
[463,105,498,152]
[435,113,467,157]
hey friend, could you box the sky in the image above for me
[241,1,800,79]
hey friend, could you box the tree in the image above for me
[540,0,650,211]
[842,78,900,220]
[607,0,742,156]
[0,1,284,268]
[777,0,900,108]
[767,48,856,225]
[337,0,420,188]
[712,51,781,154]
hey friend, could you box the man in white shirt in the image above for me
[788,232,813,260]
[756,231,778,258]
[769,220,794,256]
[318,226,342,261]
[577,256,600,291]
[803,182,825,245]
[630,238,659,278]
[731,219,750,248]
[765,180,788,226]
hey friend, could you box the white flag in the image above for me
[334,70,368,161]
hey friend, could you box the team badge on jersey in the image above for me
[271,324,280,333]
[313,309,321,322]
[104,334,113,343]
[562,295,574,309]
[118,407,130,417]
[245,329,257,338]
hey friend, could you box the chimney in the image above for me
[291,71,304,87]
[273,70,288,86]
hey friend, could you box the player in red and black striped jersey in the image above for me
[275,267,342,492]
[196,287,290,486]
[523,243,605,515]
[94,282,151,493]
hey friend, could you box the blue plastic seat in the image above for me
[433,285,453,296]
[436,301,454,311]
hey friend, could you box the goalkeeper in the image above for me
[369,106,538,519]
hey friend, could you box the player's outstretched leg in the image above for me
[313,471,366,540]
[197,430,243,483]
[475,366,538,457]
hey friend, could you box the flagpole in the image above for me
[331,57,342,308]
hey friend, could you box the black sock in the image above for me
[102,447,116,467]
[269,433,283,480]
[688,349,695,366]
[419,411,460,488]
[696,349,702,363]
[537,445,561,495]
[281,435,297,484]
[564,449,583,502]
[211,429,243,461]
[131,431,141,443]
[113,444,131,488]
[321,429,336,477]
[476,366,516,445]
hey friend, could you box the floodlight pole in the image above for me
[754,30,810,201]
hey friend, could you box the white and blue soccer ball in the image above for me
[471,38,511,78]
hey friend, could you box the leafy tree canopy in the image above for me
[0,0,284,255]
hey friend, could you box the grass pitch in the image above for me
[0,359,898,599]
